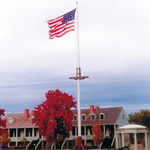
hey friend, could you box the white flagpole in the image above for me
[69,0,89,138]
[76,0,80,69]
[76,0,81,137]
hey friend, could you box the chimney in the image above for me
[31,110,35,115]
[90,105,94,114]
[24,109,29,118]
[95,106,99,109]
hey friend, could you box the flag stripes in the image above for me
[47,9,76,39]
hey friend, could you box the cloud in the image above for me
[0,0,150,114]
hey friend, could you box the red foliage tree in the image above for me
[92,124,104,148]
[32,89,76,149]
[0,108,6,136]
[0,131,11,148]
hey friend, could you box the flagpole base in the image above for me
[72,136,84,150]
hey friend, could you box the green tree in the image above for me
[128,109,150,128]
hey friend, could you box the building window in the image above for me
[81,126,85,135]
[10,129,16,137]
[18,129,21,137]
[26,128,32,137]
[122,114,124,120]
[91,114,96,120]
[8,118,15,124]
[100,113,105,120]
[82,114,86,121]
[26,129,29,137]
[10,130,13,137]
[86,126,92,135]
[34,128,38,137]
[8,118,12,124]
[31,115,34,119]
[72,127,75,136]
[74,115,77,121]
[17,129,24,137]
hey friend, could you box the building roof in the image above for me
[4,106,123,129]
[4,112,37,129]
[119,124,146,129]
[72,106,123,126]
[117,124,149,134]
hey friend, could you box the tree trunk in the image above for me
[54,141,56,150]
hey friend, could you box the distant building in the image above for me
[4,105,129,149]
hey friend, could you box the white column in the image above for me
[84,126,86,136]
[84,126,86,145]
[7,129,10,148]
[70,130,72,137]
[121,133,125,147]
[148,133,150,149]
[114,125,118,149]
[145,132,148,150]
[37,129,39,138]
[134,132,137,150]
[16,129,18,147]
[24,128,26,137]
[103,125,105,137]
[75,126,78,136]
[118,134,121,148]
[13,129,15,137]
[32,128,34,137]
[8,129,10,137]
[115,133,119,149]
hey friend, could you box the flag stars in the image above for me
[47,9,76,39]
[62,9,76,25]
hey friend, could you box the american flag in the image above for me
[47,9,76,39]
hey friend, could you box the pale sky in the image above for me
[0,0,150,114]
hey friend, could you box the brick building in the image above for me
[4,105,129,149]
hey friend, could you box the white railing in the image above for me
[10,136,39,142]
[26,139,33,150]
[111,136,115,147]
[51,143,54,150]
[35,137,43,150]
[69,135,92,140]
[61,137,68,150]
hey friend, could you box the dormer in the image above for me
[81,114,86,121]
[73,114,78,121]
[8,117,16,124]
[31,115,35,119]
[90,113,96,120]
[100,113,105,120]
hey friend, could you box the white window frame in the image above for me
[90,113,96,120]
[81,114,86,121]
[100,113,105,120]
[73,114,78,121]
[8,118,15,124]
